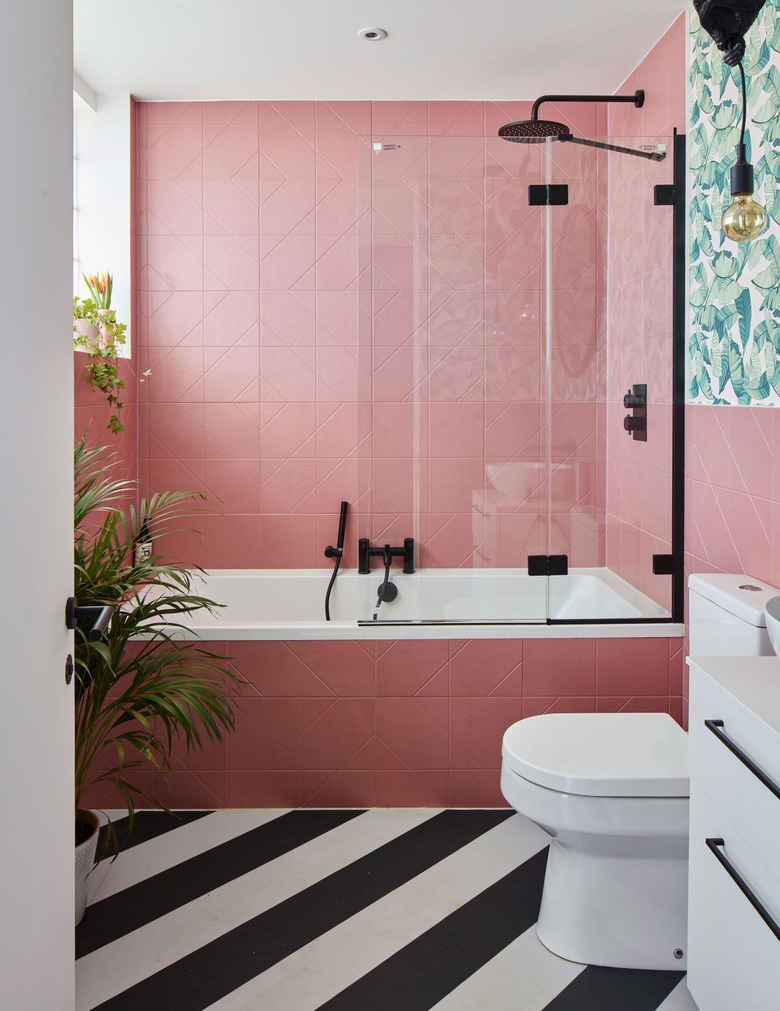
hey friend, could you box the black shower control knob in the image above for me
[624,415,641,432]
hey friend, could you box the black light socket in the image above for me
[730,142,755,195]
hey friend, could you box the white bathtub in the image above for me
[170,568,682,640]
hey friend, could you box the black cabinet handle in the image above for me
[706,838,780,943]
[704,719,780,802]
[65,597,115,642]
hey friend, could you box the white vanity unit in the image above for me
[687,657,780,1011]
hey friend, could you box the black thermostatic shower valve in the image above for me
[623,383,647,442]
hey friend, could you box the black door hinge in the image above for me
[654,185,676,206]
[528,554,569,576]
[652,554,675,575]
[529,184,569,206]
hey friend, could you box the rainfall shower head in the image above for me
[498,89,665,162]
[498,119,572,142]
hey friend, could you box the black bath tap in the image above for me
[358,537,415,575]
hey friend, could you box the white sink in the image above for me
[765,595,780,656]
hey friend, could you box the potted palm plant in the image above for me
[73,437,241,924]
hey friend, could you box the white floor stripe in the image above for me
[657,979,700,1010]
[205,814,550,1011]
[431,926,585,1011]
[76,808,439,1011]
[87,809,285,904]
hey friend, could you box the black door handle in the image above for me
[65,597,114,641]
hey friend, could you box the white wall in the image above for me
[0,0,75,1005]
[75,92,133,342]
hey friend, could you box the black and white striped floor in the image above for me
[76,810,699,1011]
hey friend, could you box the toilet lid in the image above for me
[502,713,688,797]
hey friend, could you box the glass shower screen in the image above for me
[356,125,676,626]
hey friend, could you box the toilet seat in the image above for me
[502,712,688,798]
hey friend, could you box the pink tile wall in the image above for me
[82,634,683,809]
[135,100,607,571]
[606,14,686,611]
[682,404,780,719]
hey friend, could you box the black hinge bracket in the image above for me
[652,554,675,575]
[529,184,569,206]
[528,554,569,576]
[654,184,676,206]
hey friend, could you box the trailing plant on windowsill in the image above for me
[73,295,128,434]
[73,437,243,849]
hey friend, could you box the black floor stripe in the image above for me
[78,809,364,959]
[543,966,686,1011]
[94,809,514,1011]
[318,845,549,1011]
[96,809,212,860]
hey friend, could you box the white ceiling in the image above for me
[74,0,688,102]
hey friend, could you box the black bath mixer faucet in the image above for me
[358,538,415,575]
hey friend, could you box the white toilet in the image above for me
[501,573,779,971]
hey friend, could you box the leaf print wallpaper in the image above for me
[689,1,780,406]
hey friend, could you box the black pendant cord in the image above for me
[738,60,747,147]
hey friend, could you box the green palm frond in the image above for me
[73,438,243,833]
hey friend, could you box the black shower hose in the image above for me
[324,501,348,621]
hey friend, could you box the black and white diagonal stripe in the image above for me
[76,810,696,1011]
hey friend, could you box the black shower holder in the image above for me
[623,383,647,441]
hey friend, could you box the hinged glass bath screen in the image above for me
[356,113,679,626]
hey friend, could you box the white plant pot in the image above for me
[75,809,100,925]
[73,318,101,353]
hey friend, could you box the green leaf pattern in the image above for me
[689,4,780,405]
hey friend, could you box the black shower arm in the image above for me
[560,135,665,162]
[531,90,644,123]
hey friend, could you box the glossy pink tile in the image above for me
[202,345,260,402]
[450,639,523,697]
[292,642,374,697]
[261,457,317,513]
[449,770,505,808]
[376,698,449,770]
[301,698,375,770]
[449,698,524,770]
[524,638,596,697]
[596,637,670,697]
[154,769,228,809]
[376,640,449,697]
[204,402,261,458]
[260,234,316,290]
[204,514,262,567]
[302,771,376,808]
[374,770,449,807]
[228,770,301,807]
[259,514,317,568]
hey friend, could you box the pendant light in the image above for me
[721,60,767,243]
[693,0,768,242]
